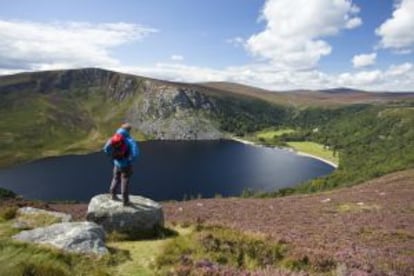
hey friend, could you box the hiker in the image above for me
[103,123,139,206]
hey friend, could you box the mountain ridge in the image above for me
[2,67,413,99]
[1,67,413,167]
[1,67,282,166]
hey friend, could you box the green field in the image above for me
[256,128,295,140]
[247,128,338,166]
[286,141,339,165]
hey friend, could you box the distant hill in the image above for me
[0,68,289,166]
[199,81,414,107]
[0,68,413,167]
[1,68,412,275]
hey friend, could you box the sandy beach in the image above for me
[230,136,338,168]
[294,151,338,168]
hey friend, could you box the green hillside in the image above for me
[0,68,413,275]
[303,105,414,191]
[0,68,413,193]
[0,80,144,167]
[240,103,414,195]
[0,68,291,167]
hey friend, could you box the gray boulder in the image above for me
[13,222,108,255]
[86,194,164,238]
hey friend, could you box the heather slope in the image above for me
[163,169,414,274]
[2,169,413,275]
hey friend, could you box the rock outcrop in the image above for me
[0,68,226,140]
[128,83,223,140]
[86,194,164,238]
[13,221,108,255]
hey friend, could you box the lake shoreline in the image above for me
[230,136,338,169]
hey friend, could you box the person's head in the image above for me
[121,122,132,132]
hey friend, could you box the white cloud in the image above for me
[352,53,377,68]
[170,55,184,61]
[112,61,414,92]
[376,0,414,52]
[339,70,382,86]
[0,20,157,71]
[226,37,244,47]
[386,62,412,75]
[246,0,362,69]
[116,63,226,83]
[345,17,362,29]
[1,6,412,92]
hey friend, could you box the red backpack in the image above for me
[110,133,129,159]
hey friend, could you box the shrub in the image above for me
[157,226,287,272]
[0,206,17,221]
[0,240,119,276]
[0,188,16,199]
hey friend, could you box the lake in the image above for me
[0,140,335,202]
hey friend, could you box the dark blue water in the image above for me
[0,140,334,202]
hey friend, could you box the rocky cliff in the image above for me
[0,68,226,141]
[127,81,223,139]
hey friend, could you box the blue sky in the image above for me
[0,0,413,91]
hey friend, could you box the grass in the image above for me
[0,221,300,275]
[287,141,339,165]
[243,128,339,166]
[0,89,149,168]
[0,207,18,222]
[108,226,192,275]
[0,238,129,276]
[255,128,295,140]
[109,240,165,275]
[155,225,304,274]
[0,207,194,276]
[0,205,92,274]
[16,213,62,229]
[0,215,124,276]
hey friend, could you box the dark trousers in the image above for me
[109,165,132,203]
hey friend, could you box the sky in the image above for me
[0,0,413,91]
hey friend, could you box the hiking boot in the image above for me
[123,201,132,207]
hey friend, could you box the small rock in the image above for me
[357,202,364,206]
[196,203,203,207]
[321,198,331,203]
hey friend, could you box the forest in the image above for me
[215,99,414,194]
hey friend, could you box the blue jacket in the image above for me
[103,128,139,168]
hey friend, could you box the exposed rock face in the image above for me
[0,68,227,140]
[86,194,164,237]
[13,222,108,255]
[129,83,223,140]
